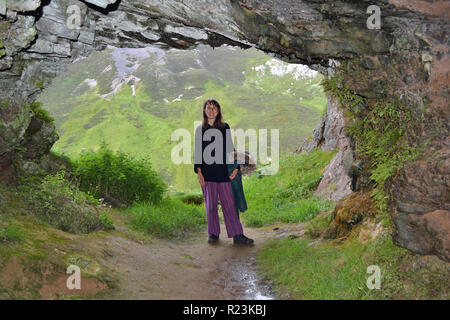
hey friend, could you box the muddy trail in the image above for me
[88,222,278,300]
[1,186,303,300]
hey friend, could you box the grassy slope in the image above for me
[241,150,337,227]
[0,184,121,299]
[0,181,205,299]
[257,231,449,300]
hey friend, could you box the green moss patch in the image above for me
[29,101,55,124]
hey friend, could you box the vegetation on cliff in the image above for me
[321,62,424,217]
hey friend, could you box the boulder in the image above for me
[398,210,450,262]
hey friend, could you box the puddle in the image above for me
[216,255,275,300]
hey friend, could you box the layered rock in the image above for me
[296,92,353,201]
[0,0,448,260]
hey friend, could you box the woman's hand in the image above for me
[198,172,206,187]
[229,168,238,180]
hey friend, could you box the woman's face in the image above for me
[205,103,218,120]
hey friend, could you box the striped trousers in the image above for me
[201,181,244,238]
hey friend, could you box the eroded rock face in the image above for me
[296,93,353,201]
[0,1,448,260]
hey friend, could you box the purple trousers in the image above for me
[201,181,244,238]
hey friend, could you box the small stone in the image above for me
[360,57,376,70]
[0,56,13,70]
[164,24,208,40]
[414,32,432,47]
[22,160,40,175]
[404,74,414,85]
[35,17,80,41]
[28,38,54,54]
[79,30,95,45]
[424,62,431,79]
[84,0,118,9]
[7,0,41,12]
[421,53,433,63]
[53,41,71,56]
[0,1,6,15]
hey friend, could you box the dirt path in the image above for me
[81,223,278,299]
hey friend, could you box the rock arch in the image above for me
[0,0,448,260]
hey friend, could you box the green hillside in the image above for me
[39,44,326,192]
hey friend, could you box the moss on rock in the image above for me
[321,62,424,215]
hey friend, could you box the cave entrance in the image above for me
[38,43,330,192]
[0,0,357,199]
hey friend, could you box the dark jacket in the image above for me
[227,161,249,218]
[194,122,235,182]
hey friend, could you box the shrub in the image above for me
[19,170,110,234]
[71,142,166,206]
[171,191,204,205]
[99,214,115,230]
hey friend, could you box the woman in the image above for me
[194,99,254,245]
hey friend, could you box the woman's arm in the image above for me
[194,125,203,174]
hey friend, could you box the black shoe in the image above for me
[233,234,254,245]
[208,234,219,244]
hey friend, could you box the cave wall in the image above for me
[296,91,353,202]
[0,0,448,260]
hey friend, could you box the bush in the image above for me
[71,142,166,206]
[322,70,423,214]
[99,214,115,231]
[19,170,110,234]
[171,191,204,205]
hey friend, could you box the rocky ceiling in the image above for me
[1,0,420,102]
[0,0,448,260]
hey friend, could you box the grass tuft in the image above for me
[126,196,206,239]
[0,224,26,243]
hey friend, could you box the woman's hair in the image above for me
[202,99,226,129]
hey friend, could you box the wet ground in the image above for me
[89,222,279,300]
[216,256,275,300]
